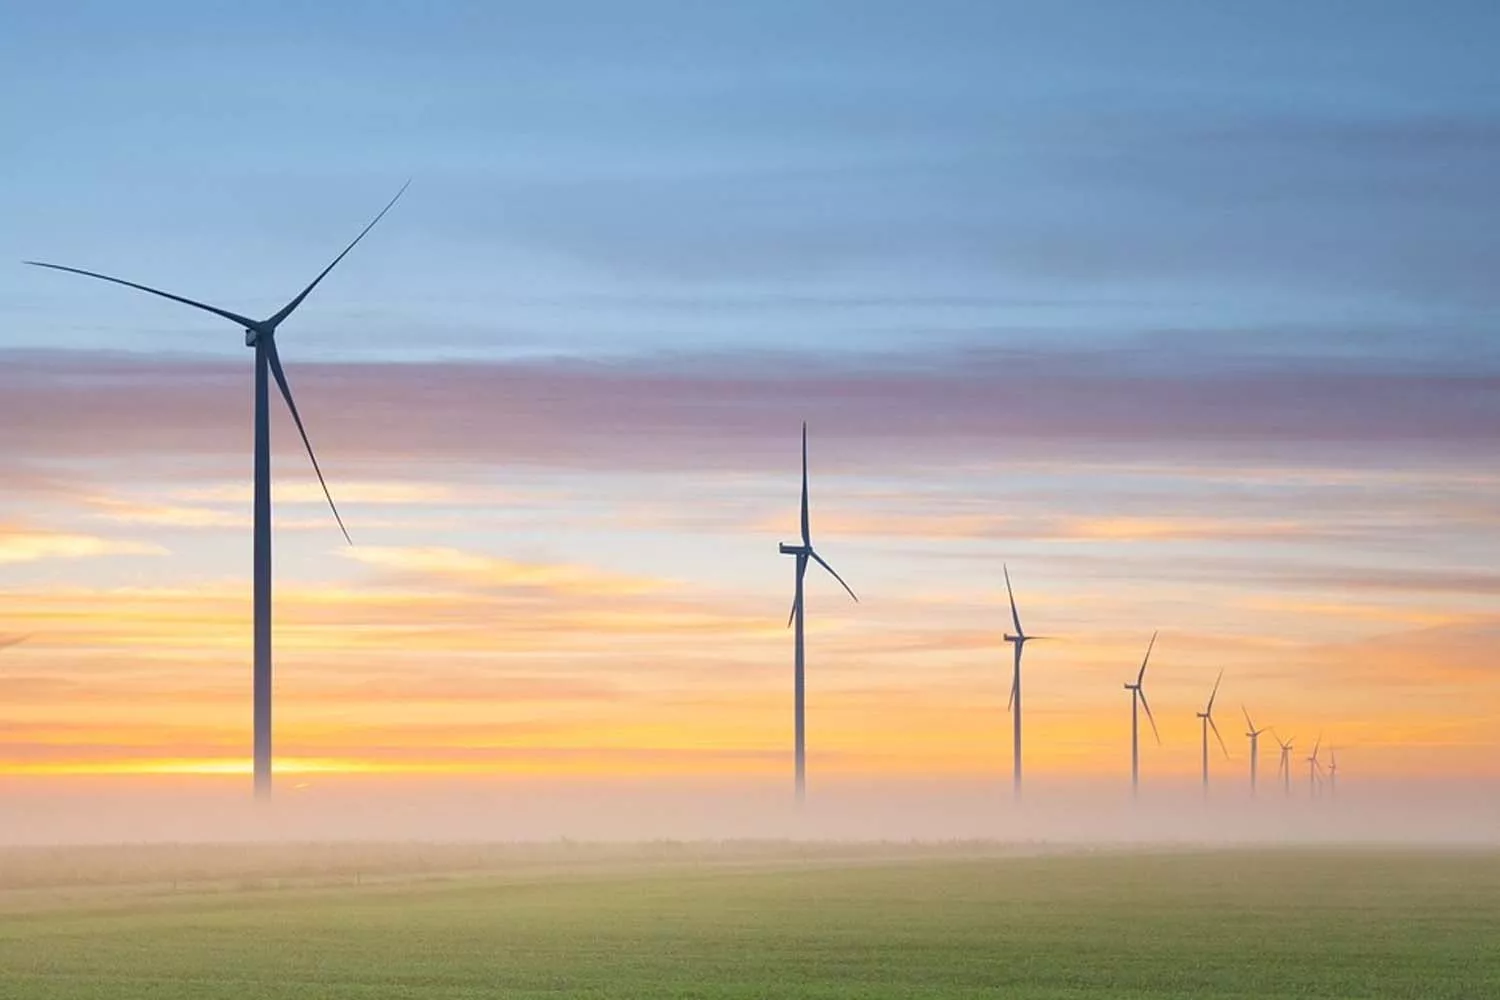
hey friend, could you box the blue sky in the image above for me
[4,1,1496,363]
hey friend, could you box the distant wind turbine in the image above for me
[779,422,858,804]
[1328,746,1338,800]
[1002,566,1049,800]
[1275,731,1295,797]
[1123,632,1161,798]
[1306,734,1324,799]
[1196,670,1229,796]
[1243,706,1268,796]
[28,182,408,799]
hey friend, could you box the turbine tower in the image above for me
[1196,669,1229,796]
[1243,706,1268,796]
[1274,731,1295,797]
[28,183,407,798]
[1002,567,1048,800]
[778,422,858,804]
[1123,631,1161,798]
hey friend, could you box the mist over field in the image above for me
[2,776,1496,848]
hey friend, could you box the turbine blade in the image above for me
[1003,564,1023,635]
[25,262,257,328]
[1138,690,1161,745]
[809,550,858,603]
[800,422,810,546]
[0,634,29,651]
[1210,716,1229,759]
[264,338,350,544]
[265,180,409,328]
[786,592,799,628]
[1242,704,1255,733]
[1206,668,1224,715]
[1006,675,1017,713]
[1136,630,1157,685]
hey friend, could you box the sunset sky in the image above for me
[1,2,1497,796]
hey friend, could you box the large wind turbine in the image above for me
[28,183,408,798]
[1243,706,1268,796]
[1275,731,1295,797]
[778,422,858,804]
[1002,566,1049,799]
[1327,746,1338,800]
[1196,669,1229,795]
[1123,632,1161,798]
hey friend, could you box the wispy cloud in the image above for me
[343,546,670,596]
[0,525,162,564]
[1,349,1496,480]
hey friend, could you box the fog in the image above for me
[2,775,1496,848]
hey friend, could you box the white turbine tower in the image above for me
[778,422,858,804]
[1123,632,1161,798]
[28,183,408,798]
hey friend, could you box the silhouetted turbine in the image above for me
[1002,566,1050,800]
[1196,669,1229,796]
[778,423,857,804]
[27,182,408,798]
[1274,731,1295,797]
[1123,631,1161,798]
[1243,706,1268,796]
[1306,734,1324,799]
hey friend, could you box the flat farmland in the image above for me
[0,844,1494,998]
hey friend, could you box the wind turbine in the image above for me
[1123,631,1161,798]
[1196,669,1229,795]
[1274,731,1295,797]
[1243,706,1268,796]
[778,422,858,804]
[28,183,408,799]
[1306,735,1323,799]
[1327,746,1338,800]
[1002,566,1049,799]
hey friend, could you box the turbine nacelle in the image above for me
[779,542,809,556]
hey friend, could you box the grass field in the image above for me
[0,844,1495,998]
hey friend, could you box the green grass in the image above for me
[0,846,1495,998]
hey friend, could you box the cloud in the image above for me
[0,525,163,564]
[82,497,242,529]
[179,481,458,505]
[811,511,1313,544]
[343,546,670,596]
[0,348,1496,484]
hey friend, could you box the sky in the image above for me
[0,2,1498,828]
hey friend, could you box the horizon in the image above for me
[2,2,1499,832]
